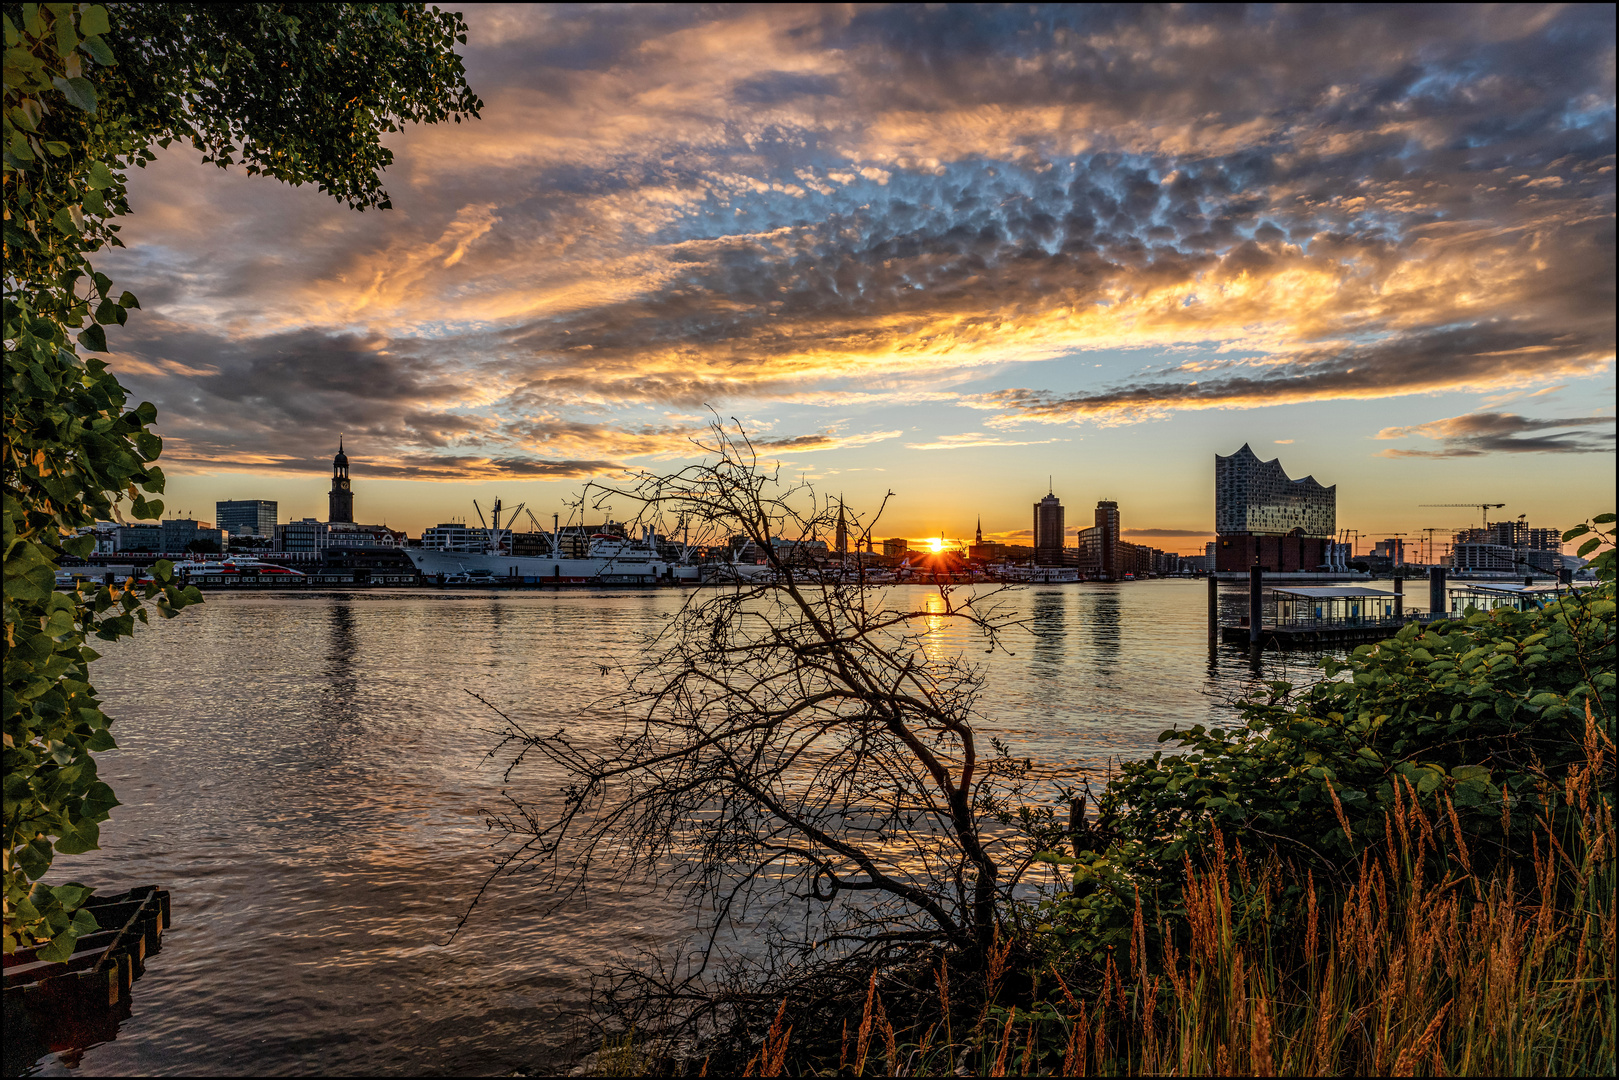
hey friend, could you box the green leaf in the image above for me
[49,883,94,911]
[78,322,108,351]
[1578,537,1601,557]
[1593,514,1616,525]
[50,74,97,113]
[79,6,110,36]
[53,7,77,57]
[34,931,79,963]
[78,32,113,66]
[86,159,116,189]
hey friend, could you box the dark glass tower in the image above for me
[329,438,354,523]
[1033,486,1065,566]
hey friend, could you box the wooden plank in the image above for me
[5,925,146,970]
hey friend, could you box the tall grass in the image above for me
[708,709,1616,1077]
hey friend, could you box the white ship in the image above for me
[405,499,700,584]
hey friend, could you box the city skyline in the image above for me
[94,5,1614,545]
[178,435,1583,559]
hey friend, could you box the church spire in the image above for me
[976,516,982,543]
[329,436,354,523]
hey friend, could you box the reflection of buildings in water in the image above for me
[1086,587,1122,666]
[322,600,359,727]
[1029,589,1067,680]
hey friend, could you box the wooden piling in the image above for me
[1207,573,1218,640]
[1248,565,1263,645]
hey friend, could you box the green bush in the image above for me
[1030,514,1615,967]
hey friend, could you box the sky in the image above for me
[99,4,1615,553]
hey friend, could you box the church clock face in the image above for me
[339,480,350,490]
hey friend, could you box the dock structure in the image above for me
[3,886,169,1006]
[4,885,170,1065]
[1219,574,1439,650]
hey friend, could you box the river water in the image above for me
[26,581,1363,1076]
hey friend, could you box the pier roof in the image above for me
[1269,586,1389,599]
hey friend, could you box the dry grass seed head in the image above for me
[1131,886,1145,983]
[1391,1001,1451,1078]
[990,1011,1015,1078]
[1251,993,1275,1077]
[1063,1001,1088,1077]
[855,971,876,1076]
[1325,777,1354,846]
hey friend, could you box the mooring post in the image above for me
[1393,575,1403,620]
[1207,572,1218,640]
[1428,566,1446,617]
[1249,564,1263,646]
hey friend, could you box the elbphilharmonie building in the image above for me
[1214,445,1337,572]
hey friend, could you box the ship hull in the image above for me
[405,548,686,583]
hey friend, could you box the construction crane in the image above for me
[1420,503,1504,531]
[1418,526,1455,566]
[1364,531,1409,563]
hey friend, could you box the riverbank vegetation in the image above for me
[4,2,479,958]
[477,435,1613,1077]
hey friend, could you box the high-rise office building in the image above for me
[1094,500,1119,578]
[216,499,278,537]
[1076,500,1146,579]
[1214,444,1336,572]
[1033,487,1065,566]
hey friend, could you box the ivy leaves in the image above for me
[6,3,481,959]
[4,0,203,955]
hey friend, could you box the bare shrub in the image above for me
[471,422,1047,1047]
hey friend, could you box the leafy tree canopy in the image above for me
[3,1,479,958]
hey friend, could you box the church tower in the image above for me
[329,437,354,523]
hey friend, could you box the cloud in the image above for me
[95,3,1614,479]
[1122,528,1212,538]
[751,429,904,453]
[1375,412,1617,457]
[905,432,1066,450]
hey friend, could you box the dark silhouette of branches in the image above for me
[472,422,1041,990]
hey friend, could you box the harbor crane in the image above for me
[1420,502,1504,530]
